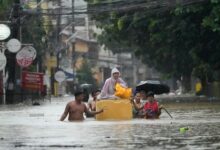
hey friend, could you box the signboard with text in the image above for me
[16,46,36,67]
[22,71,44,91]
[55,71,66,83]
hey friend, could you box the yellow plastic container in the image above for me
[96,99,132,120]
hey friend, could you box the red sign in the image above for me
[17,58,33,67]
[22,71,44,91]
[16,46,36,67]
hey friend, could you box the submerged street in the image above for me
[1,0,220,150]
[0,96,220,150]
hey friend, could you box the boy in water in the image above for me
[88,90,101,111]
[143,91,163,119]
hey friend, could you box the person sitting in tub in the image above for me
[98,67,127,99]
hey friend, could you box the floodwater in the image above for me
[0,96,220,150]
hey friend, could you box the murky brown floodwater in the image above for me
[0,96,220,150]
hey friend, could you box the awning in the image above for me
[59,68,74,81]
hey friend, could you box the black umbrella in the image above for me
[136,80,170,95]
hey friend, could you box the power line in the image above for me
[20,0,208,16]
[9,0,210,35]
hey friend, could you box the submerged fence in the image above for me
[205,82,220,99]
[0,89,51,104]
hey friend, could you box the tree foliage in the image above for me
[0,1,51,72]
[87,0,220,91]
[16,14,51,72]
[0,0,13,17]
[76,60,98,87]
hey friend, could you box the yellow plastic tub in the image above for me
[95,99,132,120]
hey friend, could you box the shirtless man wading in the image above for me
[60,91,104,121]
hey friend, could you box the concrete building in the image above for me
[47,0,161,91]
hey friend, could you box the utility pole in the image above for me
[72,0,75,62]
[57,0,61,69]
[5,0,20,104]
[72,0,76,91]
[51,0,62,96]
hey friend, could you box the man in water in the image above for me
[60,91,104,121]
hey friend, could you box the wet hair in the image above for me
[74,91,84,97]
[147,91,154,97]
[91,89,101,97]
[135,91,140,95]
[140,90,147,96]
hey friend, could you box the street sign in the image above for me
[0,53,7,71]
[16,46,36,67]
[55,71,66,82]
[21,71,44,91]
[6,38,21,53]
[60,68,74,81]
[0,24,11,40]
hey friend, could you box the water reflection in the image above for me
[0,99,220,150]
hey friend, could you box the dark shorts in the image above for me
[145,109,158,118]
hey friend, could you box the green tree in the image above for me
[76,60,98,87]
[21,15,51,71]
[202,0,220,32]
[198,0,220,82]
[87,0,220,92]
[0,0,13,17]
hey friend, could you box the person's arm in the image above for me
[99,79,110,99]
[155,101,163,111]
[84,104,104,116]
[118,78,127,87]
[158,103,163,116]
[60,103,70,121]
[87,101,92,110]
[91,101,96,111]
[130,98,144,111]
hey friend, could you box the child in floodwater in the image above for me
[143,91,163,119]
[131,91,163,119]
[88,89,101,111]
[131,91,145,118]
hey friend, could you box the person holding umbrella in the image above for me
[143,91,163,119]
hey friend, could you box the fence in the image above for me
[0,89,51,105]
[205,82,220,99]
